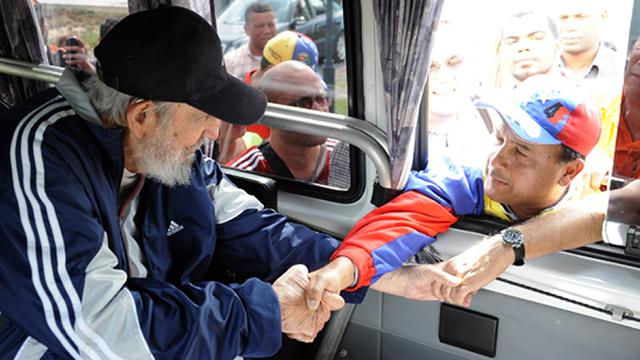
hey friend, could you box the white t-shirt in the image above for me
[224,44,261,77]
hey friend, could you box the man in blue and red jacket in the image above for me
[306,75,605,308]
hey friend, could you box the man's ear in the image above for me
[558,159,585,186]
[126,100,158,139]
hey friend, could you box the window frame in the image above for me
[222,0,367,204]
[413,0,640,267]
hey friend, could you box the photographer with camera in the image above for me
[54,35,95,73]
[53,18,120,73]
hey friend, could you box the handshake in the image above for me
[273,235,520,343]
[271,264,346,343]
[272,257,370,343]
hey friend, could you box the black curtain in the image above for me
[0,0,48,107]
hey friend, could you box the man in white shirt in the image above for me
[224,2,276,77]
[554,1,621,82]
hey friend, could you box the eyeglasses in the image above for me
[288,94,332,109]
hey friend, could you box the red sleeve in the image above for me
[331,191,458,289]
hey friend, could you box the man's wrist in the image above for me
[348,259,359,288]
[334,256,359,289]
[487,235,516,265]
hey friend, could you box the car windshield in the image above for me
[220,0,292,24]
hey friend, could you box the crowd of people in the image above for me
[0,1,638,359]
[427,1,629,203]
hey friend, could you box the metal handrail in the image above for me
[0,57,392,188]
[264,102,389,156]
[262,103,391,188]
[0,57,62,83]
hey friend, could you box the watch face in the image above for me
[502,229,524,247]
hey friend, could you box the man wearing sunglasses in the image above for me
[228,60,336,185]
[217,31,321,163]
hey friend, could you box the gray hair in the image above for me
[79,74,175,128]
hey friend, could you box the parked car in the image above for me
[217,0,345,62]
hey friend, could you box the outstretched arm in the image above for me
[306,257,462,309]
[306,159,484,306]
[370,263,462,301]
[443,192,608,307]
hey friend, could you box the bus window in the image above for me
[36,0,128,71]
[420,0,633,228]
[7,0,357,196]
[216,0,353,191]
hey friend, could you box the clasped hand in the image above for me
[272,264,345,343]
[300,237,513,309]
[393,236,513,307]
[273,237,513,343]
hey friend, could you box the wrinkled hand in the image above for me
[370,263,462,301]
[440,237,514,307]
[306,257,356,311]
[273,265,345,343]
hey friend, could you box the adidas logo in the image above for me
[166,221,184,237]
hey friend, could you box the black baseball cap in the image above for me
[94,6,266,125]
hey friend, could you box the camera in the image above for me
[65,37,81,53]
[55,36,81,67]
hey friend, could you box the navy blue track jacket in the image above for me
[0,70,361,359]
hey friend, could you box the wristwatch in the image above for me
[500,228,525,266]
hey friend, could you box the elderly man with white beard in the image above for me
[0,6,391,360]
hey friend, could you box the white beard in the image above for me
[132,120,200,187]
